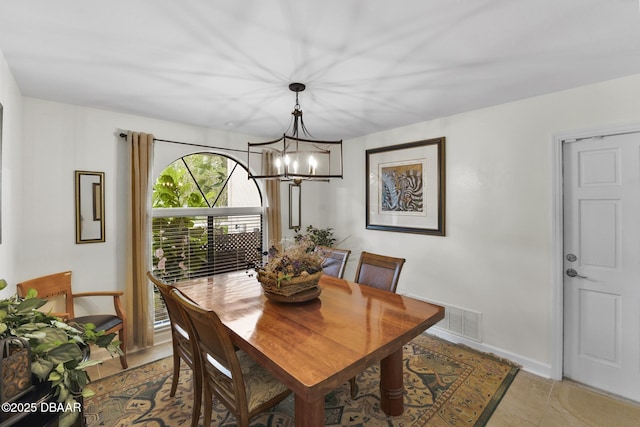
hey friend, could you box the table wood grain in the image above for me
[176,271,444,427]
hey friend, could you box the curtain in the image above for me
[264,152,281,245]
[126,131,154,349]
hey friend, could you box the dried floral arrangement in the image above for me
[257,236,324,289]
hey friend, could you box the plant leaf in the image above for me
[40,327,71,344]
[76,359,102,369]
[81,388,96,398]
[95,332,117,348]
[15,297,46,313]
[32,358,54,381]
[46,342,82,365]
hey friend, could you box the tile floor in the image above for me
[487,370,640,427]
[87,341,640,427]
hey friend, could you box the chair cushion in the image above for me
[236,350,289,412]
[72,314,123,332]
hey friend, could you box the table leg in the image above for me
[380,348,404,416]
[294,394,324,427]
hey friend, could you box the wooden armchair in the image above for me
[146,272,201,424]
[319,246,351,279]
[17,271,127,369]
[349,251,406,397]
[170,287,291,427]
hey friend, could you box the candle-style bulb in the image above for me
[308,155,317,174]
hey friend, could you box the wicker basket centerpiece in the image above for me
[256,237,324,299]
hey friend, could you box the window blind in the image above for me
[151,210,263,283]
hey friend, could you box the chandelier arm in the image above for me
[283,135,342,144]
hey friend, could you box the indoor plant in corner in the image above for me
[0,278,122,427]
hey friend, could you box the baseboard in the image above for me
[89,327,172,363]
[402,291,553,379]
[89,345,121,363]
[427,328,553,379]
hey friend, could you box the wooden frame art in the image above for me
[366,137,445,235]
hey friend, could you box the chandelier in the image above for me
[247,83,343,183]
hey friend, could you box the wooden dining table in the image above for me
[175,271,445,427]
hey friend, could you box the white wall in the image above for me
[0,49,24,298]
[324,74,640,376]
[18,98,264,316]
[6,40,640,376]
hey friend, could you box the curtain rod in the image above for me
[118,132,250,155]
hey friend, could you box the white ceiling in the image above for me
[1,0,639,141]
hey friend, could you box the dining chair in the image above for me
[17,271,128,369]
[349,251,406,397]
[319,246,351,279]
[353,251,406,293]
[170,287,291,427]
[146,271,201,423]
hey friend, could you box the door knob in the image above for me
[566,268,589,279]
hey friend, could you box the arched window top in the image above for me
[152,152,262,209]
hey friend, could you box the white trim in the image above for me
[428,328,552,378]
[550,122,640,381]
[152,206,265,218]
[550,131,565,380]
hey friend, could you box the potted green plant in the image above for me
[294,225,336,248]
[0,278,122,427]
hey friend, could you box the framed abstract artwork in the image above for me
[366,137,445,235]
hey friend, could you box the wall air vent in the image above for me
[437,305,482,342]
[403,293,482,342]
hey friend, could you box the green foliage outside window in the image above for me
[152,154,227,208]
[152,154,228,283]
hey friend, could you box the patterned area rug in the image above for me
[84,334,518,427]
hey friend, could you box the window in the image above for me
[150,153,263,328]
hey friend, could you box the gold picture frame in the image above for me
[75,171,105,243]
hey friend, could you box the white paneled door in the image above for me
[563,132,640,402]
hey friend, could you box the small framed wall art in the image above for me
[366,137,445,235]
[289,183,301,230]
